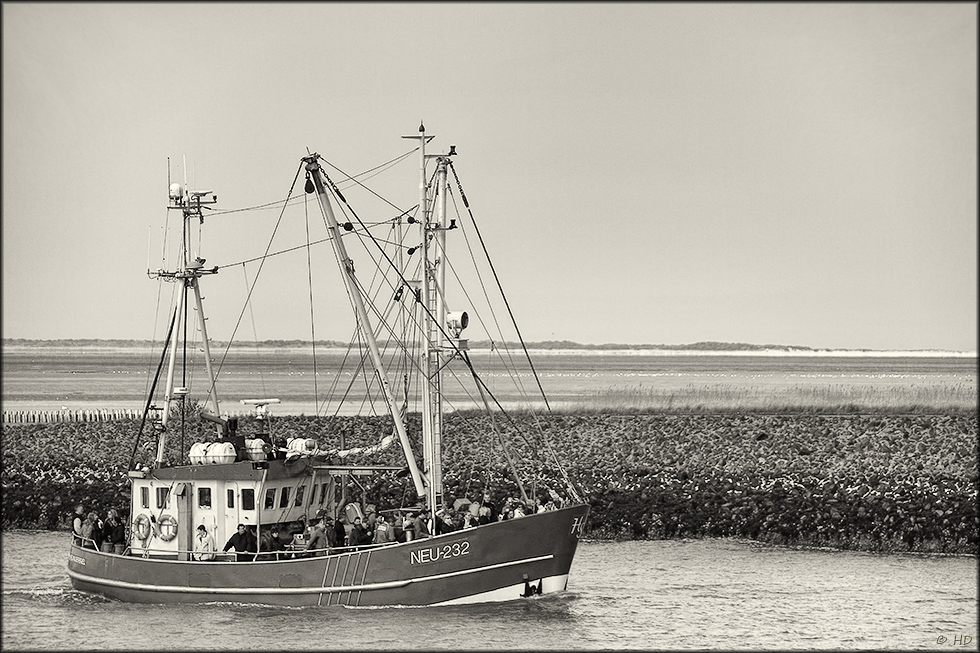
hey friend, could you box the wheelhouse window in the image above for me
[156,487,170,509]
[227,489,235,509]
[294,485,305,507]
[198,487,212,509]
[140,486,150,509]
[242,488,255,511]
[319,482,329,506]
[264,488,276,510]
[279,487,291,509]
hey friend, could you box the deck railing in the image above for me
[72,536,406,561]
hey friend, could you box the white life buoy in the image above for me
[158,514,178,541]
[133,514,151,541]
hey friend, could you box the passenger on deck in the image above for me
[333,513,348,549]
[324,516,338,549]
[81,511,103,550]
[401,512,416,541]
[105,509,126,554]
[348,516,369,546]
[259,524,286,560]
[413,509,431,538]
[72,504,85,544]
[365,507,378,533]
[392,513,404,542]
[372,514,395,544]
[305,518,330,556]
[223,523,257,562]
[194,524,217,561]
[435,510,455,535]
[482,493,499,522]
[477,506,493,526]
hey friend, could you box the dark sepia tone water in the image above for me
[1,531,975,650]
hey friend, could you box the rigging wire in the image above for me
[128,304,178,471]
[447,160,551,411]
[462,351,529,502]
[313,156,544,484]
[206,148,416,218]
[435,202,536,399]
[441,189,537,405]
[214,210,417,270]
[205,162,306,398]
[448,162,583,503]
[157,147,580,503]
[319,148,417,215]
[240,262,269,398]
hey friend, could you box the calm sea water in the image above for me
[1,531,976,650]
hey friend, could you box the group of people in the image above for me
[190,522,263,562]
[189,493,561,563]
[72,504,126,553]
[74,491,566,563]
[187,510,410,562]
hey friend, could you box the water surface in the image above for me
[2,531,975,650]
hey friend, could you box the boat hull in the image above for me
[67,504,589,606]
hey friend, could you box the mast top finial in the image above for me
[419,121,425,133]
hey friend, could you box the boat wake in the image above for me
[3,586,114,604]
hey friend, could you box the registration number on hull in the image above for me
[410,541,470,565]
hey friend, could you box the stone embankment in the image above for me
[2,412,976,554]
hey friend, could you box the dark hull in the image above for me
[68,504,589,606]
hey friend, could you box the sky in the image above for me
[3,3,977,352]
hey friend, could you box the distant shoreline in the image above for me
[2,338,976,357]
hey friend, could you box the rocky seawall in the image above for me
[2,412,976,554]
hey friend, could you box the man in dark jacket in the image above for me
[259,524,286,560]
[333,514,348,549]
[223,523,257,562]
[348,516,369,546]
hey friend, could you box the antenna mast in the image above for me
[150,167,220,464]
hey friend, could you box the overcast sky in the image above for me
[3,3,976,351]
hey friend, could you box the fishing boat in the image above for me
[67,125,590,606]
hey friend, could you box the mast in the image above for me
[153,178,220,464]
[403,123,456,515]
[426,145,451,515]
[302,154,427,498]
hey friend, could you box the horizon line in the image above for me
[2,337,975,356]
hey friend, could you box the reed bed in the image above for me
[573,382,978,414]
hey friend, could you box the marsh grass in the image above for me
[570,382,978,414]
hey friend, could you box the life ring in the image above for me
[133,514,151,541]
[158,514,178,541]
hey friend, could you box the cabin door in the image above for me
[194,481,219,548]
[174,483,193,561]
[222,482,257,549]
[222,481,241,550]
